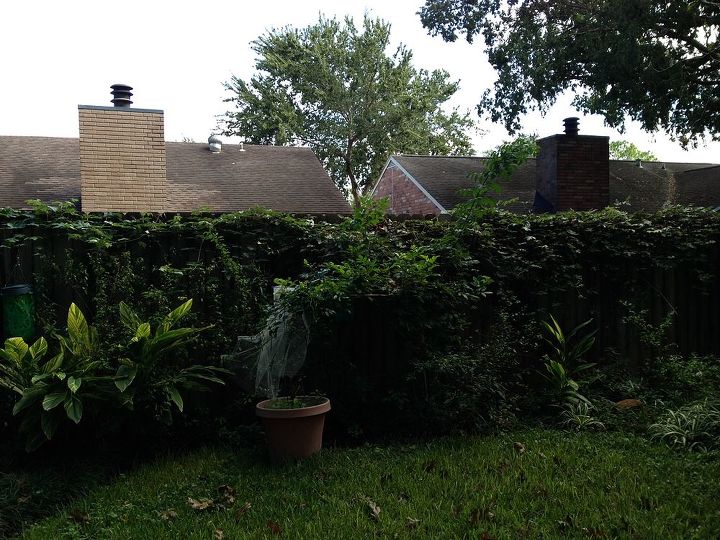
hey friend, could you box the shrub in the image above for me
[649,400,720,452]
[559,401,605,431]
[0,301,226,451]
[651,354,720,404]
[539,316,597,407]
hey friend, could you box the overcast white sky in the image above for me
[1,0,718,163]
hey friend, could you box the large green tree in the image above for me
[609,140,658,161]
[419,1,720,145]
[222,15,475,205]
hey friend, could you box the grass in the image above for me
[17,429,720,539]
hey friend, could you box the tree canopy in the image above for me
[609,140,658,161]
[223,15,475,205]
[419,0,720,145]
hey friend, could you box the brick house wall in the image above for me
[373,161,441,215]
[536,134,609,211]
[79,106,167,212]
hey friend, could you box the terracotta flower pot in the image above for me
[256,396,331,462]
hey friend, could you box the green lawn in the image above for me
[19,430,720,539]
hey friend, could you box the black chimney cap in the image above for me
[563,117,579,136]
[110,84,133,107]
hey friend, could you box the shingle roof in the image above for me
[392,155,535,213]
[0,136,351,214]
[389,155,720,212]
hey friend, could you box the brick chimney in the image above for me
[534,117,609,212]
[79,84,167,212]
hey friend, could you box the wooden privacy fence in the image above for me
[1,226,719,364]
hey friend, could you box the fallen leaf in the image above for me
[267,519,282,535]
[16,494,31,504]
[406,517,420,529]
[513,442,526,454]
[214,529,224,540]
[159,508,178,521]
[68,509,90,523]
[422,460,436,473]
[366,498,381,521]
[234,501,252,520]
[480,532,495,540]
[398,492,410,503]
[217,484,236,506]
[187,497,214,511]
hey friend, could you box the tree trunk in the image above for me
[345,140,361,208]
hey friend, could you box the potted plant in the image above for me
[226,291,330,462]
[255,394,331,461]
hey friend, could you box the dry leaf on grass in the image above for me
[513,442,526,454]
[214,529,224,540]
[217,484,237,506]
[406,517,420,529]
[159,508,178,521]
[234,501,252,520]
[187,497,214,511]
[267,519,282,535]
[365,498,381,521]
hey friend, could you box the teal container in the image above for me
[1,285,36,341]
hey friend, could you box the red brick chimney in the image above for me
[534,117,609,212]
[79,84,167,213]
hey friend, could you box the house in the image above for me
[371,118,720,214]
[0,84,351,215]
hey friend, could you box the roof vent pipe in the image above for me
[110,84,133,107]
[636,159,643,168]
[208,134,222,153]
[563,117,579,136]
[239,142,245,152]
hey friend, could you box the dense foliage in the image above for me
[419,0,720,144]
[222,15,475,204]
[609,140,658,161]
[0,201,719,444]
[0,301,226,450]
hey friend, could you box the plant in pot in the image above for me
[226,290,330,462]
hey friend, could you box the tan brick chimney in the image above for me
[534,117,609,212]
[79,84,167,212]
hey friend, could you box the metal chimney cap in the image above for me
[563,117,580,136]
[110,84,133,107]
[208,134,222,153]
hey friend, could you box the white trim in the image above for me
[371,157,448,213]
[369,159,392,197]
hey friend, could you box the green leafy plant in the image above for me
[0,304,114,450]
[454,134,538,219]
[541,315,597,406]
[649,400,720,452]
[560,401,605,431]
[117,299,229,424]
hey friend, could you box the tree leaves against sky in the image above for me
[419,0,720,146]
[223,15,475,205]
